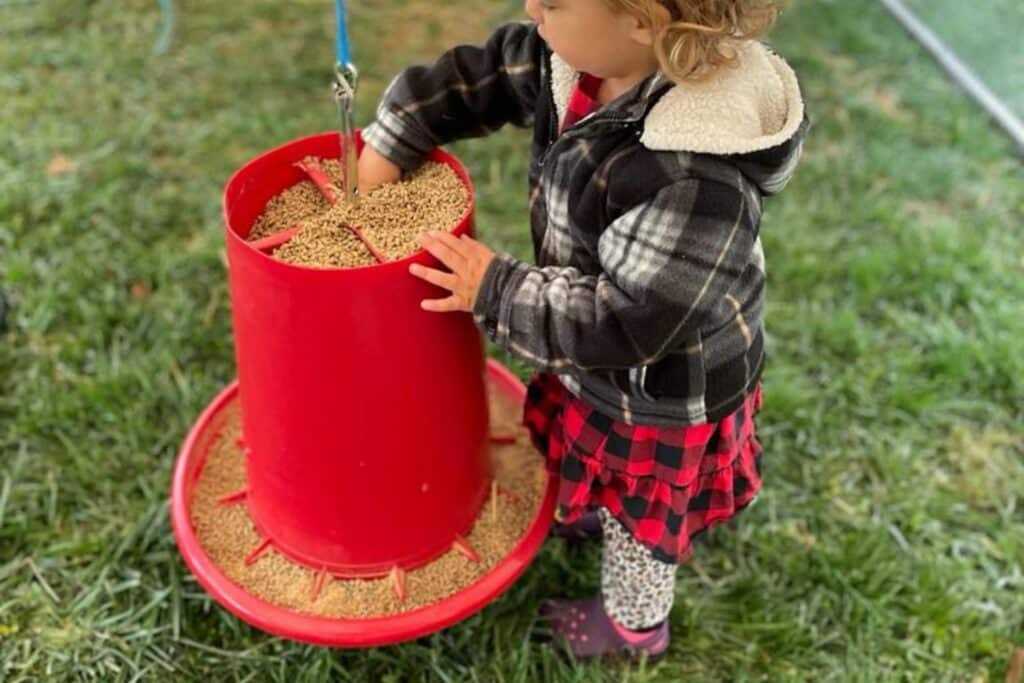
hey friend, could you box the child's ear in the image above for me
[627,25,654,47]
[624,5,671,47]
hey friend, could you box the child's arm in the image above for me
[472,178,757,372]
[361,22,544,172]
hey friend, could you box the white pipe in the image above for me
[879,0,1024,155]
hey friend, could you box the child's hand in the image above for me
[358,146,402,195]
[410,232,496,313]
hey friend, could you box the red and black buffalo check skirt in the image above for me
[524,373,765,564]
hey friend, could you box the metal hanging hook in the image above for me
[333,62,359,205]
[333,0,358,204]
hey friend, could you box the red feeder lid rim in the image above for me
[170,359,557,648]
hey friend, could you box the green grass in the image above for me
[2,0,1023,680]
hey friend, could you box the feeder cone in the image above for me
[170,132,557,647]
[224,133,491,578]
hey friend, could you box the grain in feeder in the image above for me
[249,157,470,269]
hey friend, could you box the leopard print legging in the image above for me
[598,508,679,630]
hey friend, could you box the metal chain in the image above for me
[333,0,358,203]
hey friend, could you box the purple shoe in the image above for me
[537,594,670,661]
[548,509,603,543]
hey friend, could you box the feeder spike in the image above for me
[491,480,499,524]
[217,488,248,506]
[489,434,517,445]
[244,537,274,566]
[452,535,480,563]
[497,486,521,504]
[310,568,330,602]
[294,159,339,205]
[248,225,303,253]
[390,566,407,602]
[346,224,389,264]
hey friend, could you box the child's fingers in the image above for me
[418,232,466,272]
[430,231,473,260]
[409,263,457,292]
[420,295,464,313]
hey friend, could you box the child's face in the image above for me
[524,0,658,79]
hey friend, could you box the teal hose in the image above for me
[154,0,174,55]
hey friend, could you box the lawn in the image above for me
[1,0,1023,680]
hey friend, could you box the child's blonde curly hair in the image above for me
[605,0,782,82]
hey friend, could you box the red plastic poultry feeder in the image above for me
[169,132,556,647]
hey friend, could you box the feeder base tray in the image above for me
[171,360,557,648]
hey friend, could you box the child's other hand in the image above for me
[410,232,496,313]
[358,146,402,196]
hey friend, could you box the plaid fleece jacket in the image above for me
[364,22,809,426]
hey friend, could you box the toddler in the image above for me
[360,0,809,661]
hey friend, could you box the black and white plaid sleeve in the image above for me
[472,178,756,372]
[362,22,545,171]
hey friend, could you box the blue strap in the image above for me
[335,0,353,66]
